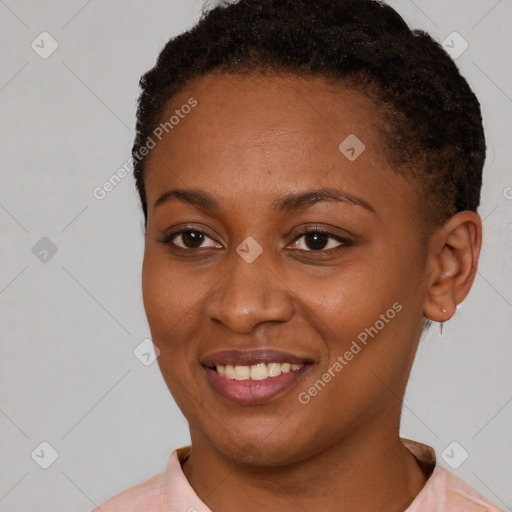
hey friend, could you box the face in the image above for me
[141,71,431,466]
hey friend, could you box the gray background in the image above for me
[0,1,511,510]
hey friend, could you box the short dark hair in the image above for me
[132,0,486,231]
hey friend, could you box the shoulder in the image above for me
[91,471,167,512]
[90,447,192,512]
[438,467,503,511]
[409,466,504,512]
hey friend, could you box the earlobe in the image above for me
[423,211,482,323]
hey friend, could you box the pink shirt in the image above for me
[92,438,503,511]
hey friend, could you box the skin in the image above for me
[141,71,482,512]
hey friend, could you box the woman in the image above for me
[93,0,503,510]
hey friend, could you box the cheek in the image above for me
[301,250,419,378]
[142,255,179,338]
[301,259,397,335]
[141,248,199,337]
[142,251,205,413]
[141,247,221,367]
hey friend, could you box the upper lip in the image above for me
[202,349,314,368]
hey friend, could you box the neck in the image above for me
[182,424,428,512]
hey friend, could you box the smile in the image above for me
[215,362,304,380]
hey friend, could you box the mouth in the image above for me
[212,361,305,380]
[202,349,314,405]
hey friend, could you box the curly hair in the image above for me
[132,0,486,231]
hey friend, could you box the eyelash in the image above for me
[159,225,353,253]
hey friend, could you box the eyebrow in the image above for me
[153,187,374,213]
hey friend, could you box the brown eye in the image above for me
[162,228,220,250]
[289,228,352,252]
[175,230,206,249]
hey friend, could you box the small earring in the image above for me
[440,307,447,335]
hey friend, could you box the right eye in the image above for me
[160,227,221,250]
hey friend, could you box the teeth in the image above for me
[267,362,281,377]
[250,363,268,380]
[234,365,250,380]
[225,365,235,379]
[214,362,305,381]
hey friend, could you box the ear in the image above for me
[423,211,482,323]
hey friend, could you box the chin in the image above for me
[207,430,310,468]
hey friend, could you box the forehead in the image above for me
[143,71,417,220]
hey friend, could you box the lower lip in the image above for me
[204,365,311,405]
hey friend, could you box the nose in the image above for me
[205,248,294,333]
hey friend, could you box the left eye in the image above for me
[289,229,349,251]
